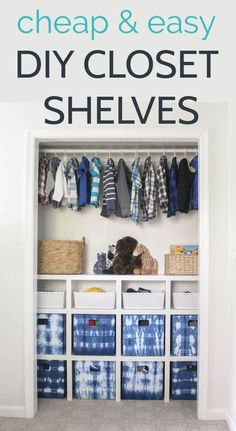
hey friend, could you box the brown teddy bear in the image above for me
[132,243,158,275]
[112,236,141,275]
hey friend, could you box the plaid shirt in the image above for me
[130,158,142,224]
[38,157,49,205]
[65,158,79,211]
[156,156,169,214]
[141,156,157,222]
[167,156,178,218]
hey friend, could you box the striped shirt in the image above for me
[90,157,102,208]
[100,158,117,218]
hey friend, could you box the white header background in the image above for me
[0,0,235,103]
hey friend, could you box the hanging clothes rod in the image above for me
[40,148,198,154]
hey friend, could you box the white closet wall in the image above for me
[38,206,198,274]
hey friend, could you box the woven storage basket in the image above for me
[123,292,165,310]
[165,255,198,276]
[172,292,199,310]
[74,292,116,309]
[38,238,85,274]
[37,291,65,309]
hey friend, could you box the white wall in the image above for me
[225,104,236,430]
[0,102,231,417]
[38,183,198,274]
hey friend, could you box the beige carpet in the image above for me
[0,400,229,431]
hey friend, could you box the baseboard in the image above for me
[207,409,236,431]
[0,405,25,418]
[225,411,236,431]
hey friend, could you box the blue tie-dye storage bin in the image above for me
[171,361,197,400]
[72,314,116,355]
[73,361,116,400]
[171,315,198,356]
[122,315,165,356]
[37,360,66,398]
[37,314,65,355]
[122,361,164,400]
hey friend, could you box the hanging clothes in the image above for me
[38,157,49,205]
[130,158,142,224]
[190,155,198,210]
[156,155,169,214]
[90,156,102,208]
[65,158,79,212]
[77,156,91,207]
[141,156,157,222]
[100,158,117,218]
[177,158,194,213]
[48,157,61,209]
[52,156,69,207]
[116,158,132,218]
[167,156,178,218]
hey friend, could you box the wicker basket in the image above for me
[165,255,198,276]
[38,238,85,274]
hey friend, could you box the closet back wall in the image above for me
[38,199,198,274]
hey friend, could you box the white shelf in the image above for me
[38,274,199,282]
[37,308,67,314]
[37,274,199,402]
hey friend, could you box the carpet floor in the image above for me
[0,400,229,431]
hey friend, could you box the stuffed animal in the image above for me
[93,253,107,274]
[112,236,140,275]
[132,244,158,275]
[103,244,116,274]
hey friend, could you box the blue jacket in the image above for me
[77,156,91,206]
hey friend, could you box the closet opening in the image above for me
[24,130,209,420]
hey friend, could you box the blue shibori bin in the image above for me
[122,361,164,400]
[72,314,116,355]
[171,315,198,356]
[37,314,65,355]
[171,361,197,400]
[37,360,66,398]
[122,315,165,356]
[73,361,116,400]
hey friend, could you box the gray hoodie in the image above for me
[116,159,132,218]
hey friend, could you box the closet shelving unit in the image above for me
[37,273,199,402]
[37,142,199,403]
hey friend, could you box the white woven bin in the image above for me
[37,291,65,309]
[172,292,199,310]
[123,292,165,310]
[74,292,116,309]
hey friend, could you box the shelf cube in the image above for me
[171,315,198,356]
[122,361,164,400]
[72,314,116,355]
[37,314,65,355]
[37,360,66,398]
[171,361,198,400]
[122,315,165,356]
[73,361,116,400]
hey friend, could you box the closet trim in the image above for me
[24,128,209,419]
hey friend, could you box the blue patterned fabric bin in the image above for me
[171,361,197,400]
[122,315,165,356]
[73,361,116,399]
[171,315,198,356]
[122,361,164,400]
[37,314,65,355]
[37,360,66,398]
[72,314,116,355]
